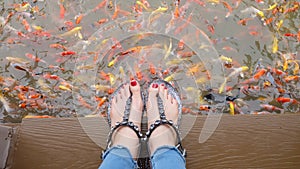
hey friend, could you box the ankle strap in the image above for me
[104,120,143,155]
[144,119,186,157]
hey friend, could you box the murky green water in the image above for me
[0,0,299,123]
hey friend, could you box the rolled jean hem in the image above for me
[101,145,138,169]
[151,145,186,169]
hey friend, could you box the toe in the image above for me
[123,83,130,98]
[129,79,140,97]
[149,83,159,97]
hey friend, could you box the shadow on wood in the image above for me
[2,114,300,169]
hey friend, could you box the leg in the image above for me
[99,80,143,169]
[147,82,186,169]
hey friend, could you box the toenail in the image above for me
[131,80,137,86]
[152,83,158,88]
[164,86,167,89]
[161,84,164,86]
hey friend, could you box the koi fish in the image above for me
[96,96,107,107]
[229,101,235,115]
[75,14,84,24]
[60,51,76,56]
[148,6,168,25]
[176,51,196,58]
[58,26,82,37]
[77,95,93,109]
[149,63,156,75]
[6,57,30,64]
[49,43,68,50]
[221,1,232,18]
[276,97,299,105]
[260,104,283,113]
[11,63,30,72]
[164,40,172,60]
[93,0,107,12]
[91,84,111,92]
[59,3,65,19]
[22,18,31,32]
[199,105,211,111]
[219,66,249,93]
[177,39,185,51]
[164,74,176,82]
[241,68,267,84]
[174,13,193,35]
[272,36,278,53]
[237,18,253,25]
[0,92,14,113]
[43,73,60,80]
[284,76,299,82]
[136,1,150,11]
[25,53,46,63]
[287,60,299,75]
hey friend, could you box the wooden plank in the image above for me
[183,114,300,169]
[0,125,12,169]
[9,114,300,169]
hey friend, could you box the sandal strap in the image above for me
[103,89,143,158]
[102,120,143,159]
[145,119,186,157]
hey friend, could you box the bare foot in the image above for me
[147,83,179,155]
[110,79,143,158]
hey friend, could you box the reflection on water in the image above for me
[0,0,299,123]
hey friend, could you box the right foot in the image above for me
[146,82,179,155]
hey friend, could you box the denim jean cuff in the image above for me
[102,145,138,168]
[151,145,186,163]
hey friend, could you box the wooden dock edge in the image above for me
[2,114,300,169]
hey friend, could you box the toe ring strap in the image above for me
[144,119,186,157]
[102,120,143,159]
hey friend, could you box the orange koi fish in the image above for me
[260,104,283,113]
[199,105,211,111]
[284,76,299,82]
[22,18,31,32]
[237,18,253,25]
[49,43,68,51]
[25,53,46,63]
[177,39,185,50]
[43,73,60,80]
[60,51,76,56]
[59,3,65,19]
[176,51,196,58]
[276,97,299,105]
[241,68,267,84]
[221,1,232,18]
[93,0,107,12]
[149,63,156,75]
[75,14,84,24]
[77,95,93,109]
[174,13,192,35]
[95,96,107,107]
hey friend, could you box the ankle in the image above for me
[112,127,140,158]
[148,125,177,155]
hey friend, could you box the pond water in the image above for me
[0,0,299,123]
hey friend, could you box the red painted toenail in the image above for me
[152,83,158,88]
[131,80,137,86]
[161,84,164,86]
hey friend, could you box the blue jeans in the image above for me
[99,145,186,169]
